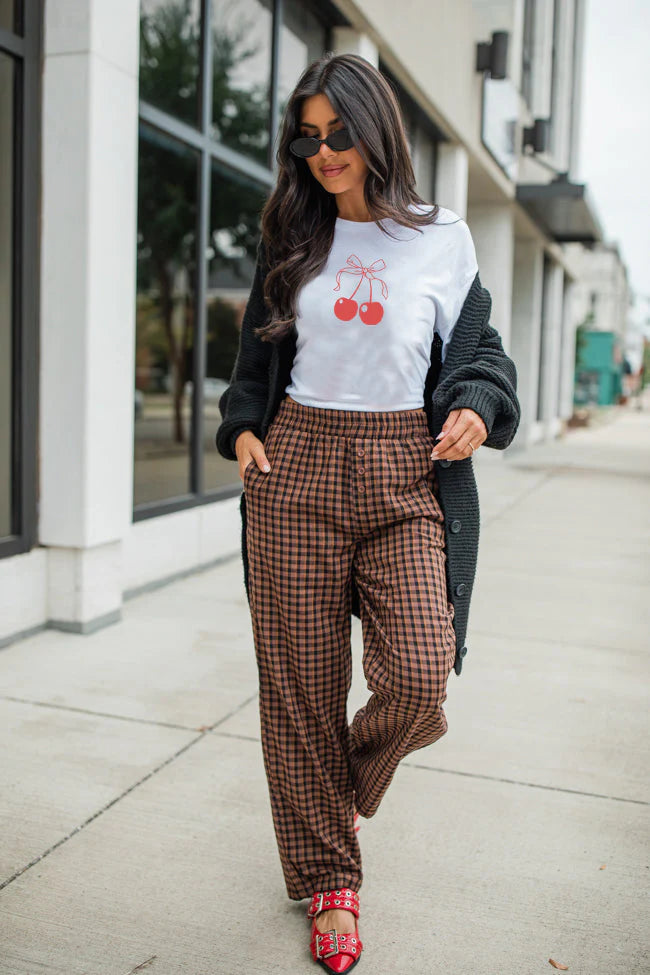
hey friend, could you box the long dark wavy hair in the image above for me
[256,52,440,342]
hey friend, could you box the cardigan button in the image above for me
[455,583,467,596]
[450,519,462,533]
[439,458,452,468]
[459,646,468,658]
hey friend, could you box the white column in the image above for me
[466,203,515,351]
[330,28,378,67]
[539,258,565,436]
[435,144,469,219]
[558,277,578,421]
[40,0,140,632]
[509,239,544,447]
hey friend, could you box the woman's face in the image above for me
[298,93,368,200]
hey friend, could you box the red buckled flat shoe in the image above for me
[307,889,363,972]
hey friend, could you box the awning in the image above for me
[516,176,603,243]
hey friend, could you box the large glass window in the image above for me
[136,0,330,516]
[140,0,202,127]
[278,0,328,117]
[134,125,199,506]
[0,52,14,538]
[204,161,268,489]
[0,0,19,32]
[211,0,273,166]
[1,1,39,559]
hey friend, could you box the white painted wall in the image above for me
[350,0,502,183]
[123,497,242,595]
[0,549,48,647]
[471,0,524,91]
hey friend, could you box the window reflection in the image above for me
[139,0,201,126]
[0,0,16,32]
[204,161,268,490]
[0,53,14,538]
[211,0,272,165]
[134,124,199,506]
[278,0,327,118]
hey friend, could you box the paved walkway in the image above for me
[1,398,648,974]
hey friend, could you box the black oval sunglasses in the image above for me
[289,127,355,158]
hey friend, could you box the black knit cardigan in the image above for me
[215,241,521,675]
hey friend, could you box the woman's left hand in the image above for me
[431,408,488,461]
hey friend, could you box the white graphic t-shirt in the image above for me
[284,205,479,411]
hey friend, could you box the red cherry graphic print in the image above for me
[359,301,383,326]
[333,254,388,325]
[334,296,358,321]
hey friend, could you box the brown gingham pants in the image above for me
[243,394,457,900]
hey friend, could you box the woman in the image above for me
[216,52,520,972]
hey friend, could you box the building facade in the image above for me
[565,242,630,406]
[2,0,609,645]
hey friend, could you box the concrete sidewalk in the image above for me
[1,400,649,975]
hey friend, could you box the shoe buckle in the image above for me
[309,892,324,918]
[316,930,339,960]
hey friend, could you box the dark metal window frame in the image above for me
[0,3,42,559]
[135,0,340,521]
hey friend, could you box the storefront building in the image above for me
[1,0,609,645]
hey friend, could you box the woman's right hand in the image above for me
[235,430,271,482]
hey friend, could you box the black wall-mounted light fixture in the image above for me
[476,31,509,80]
[523,118,550,153]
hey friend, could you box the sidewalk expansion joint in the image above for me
[212,729,260,744]
[0,691,259,892]
[1,691,259,733]
[401,761,649,806]
[212,729,648,806]
[1,695,200,732]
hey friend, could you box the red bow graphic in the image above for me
[333,255,389,299]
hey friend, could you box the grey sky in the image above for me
[576,0,650,320]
